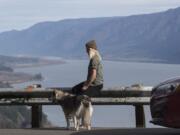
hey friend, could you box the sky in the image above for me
[0,0,180,32]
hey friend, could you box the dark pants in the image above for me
[72,82,103,97]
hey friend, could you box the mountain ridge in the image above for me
[0,7,180,63]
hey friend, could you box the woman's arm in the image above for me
[82,69,97,90]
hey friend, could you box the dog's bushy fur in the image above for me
[54,90,93,131]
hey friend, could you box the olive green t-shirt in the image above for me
[87,55,103,86]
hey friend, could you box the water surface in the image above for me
[14,60,180,127]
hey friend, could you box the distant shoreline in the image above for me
[13,60,66,69]
[73,58,180,65]
[0,59,66,87]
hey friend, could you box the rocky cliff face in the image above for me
[0,106,51,128]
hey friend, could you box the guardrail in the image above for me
[0,86,152,128]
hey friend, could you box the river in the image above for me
[14,60,180,127]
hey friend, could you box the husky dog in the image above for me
[54,90,93,131]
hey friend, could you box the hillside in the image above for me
[0,55,65,86]
[0,55,64,68]
[0,7,180,63]
[0,55,53,128]
[0,106,51,128]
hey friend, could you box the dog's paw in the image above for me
[80,125,85,129]
[74,127,79,131]
[76,128,79,131]
[87,126,91,130]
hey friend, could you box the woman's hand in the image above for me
[82,82,89,91]
[82,85,88,91]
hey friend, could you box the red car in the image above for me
[150,77,180,128]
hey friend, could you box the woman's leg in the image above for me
[83,84,103,96]
[72,82,84,95]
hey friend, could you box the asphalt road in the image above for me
[0,128,180,135]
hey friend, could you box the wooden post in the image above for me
[135,105,145,128]
[31,105,42,128]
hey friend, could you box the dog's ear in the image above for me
[64,92,71,96]
[54,90,66,100]
[53,89,59,102]
[53,89,58,97]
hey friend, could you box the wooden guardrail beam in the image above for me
[0,87,152,128]
[0,87,151,98]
